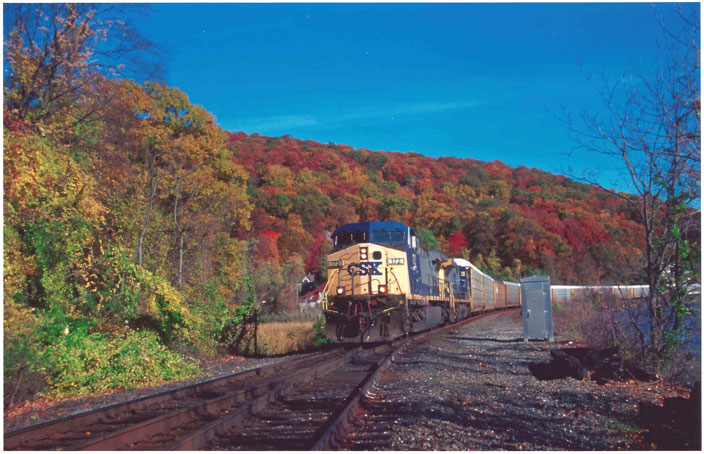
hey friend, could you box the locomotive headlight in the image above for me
[378,285,388,294]
[336,286,345,295]
[359,247,368,260]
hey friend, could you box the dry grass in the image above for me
[553,295,617,349]
[553,295,701,381]
[255,322,317,356]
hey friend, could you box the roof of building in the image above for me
[300,284,325,299]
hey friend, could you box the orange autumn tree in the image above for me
[3,4,252,402]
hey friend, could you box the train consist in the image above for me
[322,221,521,342]
[321,221,652,342]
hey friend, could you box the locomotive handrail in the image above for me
[322,268,341,311]
[437,278,455,311]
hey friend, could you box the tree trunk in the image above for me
[253,308,258,357]
[137,173,159,266]
[177,230,184,291]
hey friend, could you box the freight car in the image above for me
[321,221,522,342]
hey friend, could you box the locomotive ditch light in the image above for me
[379,285,388,294]
[336,286,345,295]
[359,246,368,260]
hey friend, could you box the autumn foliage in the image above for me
[227,133,645,283]
[3,4,648,404]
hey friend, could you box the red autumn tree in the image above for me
[304,234,327,276]
[447,231,468,257]
[257,230,281,265]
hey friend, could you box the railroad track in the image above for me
[317,308,521,450]
[4,348,348,450]
[5,308,516,451]
[196,342,397,450]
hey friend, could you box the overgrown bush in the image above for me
[3,306,47,408]
[227,322,318,356]
[3,226,202,404]
[257,310,322,324]
[40,330,200,397]
[553,293,616,349]
[312,317,331,347]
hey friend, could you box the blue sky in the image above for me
[123,2,698,192]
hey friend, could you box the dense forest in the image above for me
[227,131,646,286]
[3,4,657,402]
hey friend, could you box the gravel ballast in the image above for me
[368,310,693,450]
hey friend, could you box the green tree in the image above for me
[463,213,496,257]
[417,228,440,251]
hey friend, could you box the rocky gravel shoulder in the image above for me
[3,352,315,433]
[375,310,693,450]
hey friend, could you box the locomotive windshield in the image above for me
[333,230,367,248]
[371,229,406,244]
[331,222,409,251]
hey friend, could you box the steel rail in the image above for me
[4,347,345,451]
[76,347,356,450]
[6,308,519,451]
[168,345,374,450]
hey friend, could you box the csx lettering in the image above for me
[347,262,383,276]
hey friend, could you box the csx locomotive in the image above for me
[322,221,522,342]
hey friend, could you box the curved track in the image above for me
[4,348,346,450]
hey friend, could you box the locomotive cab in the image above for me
[453,258,472,301]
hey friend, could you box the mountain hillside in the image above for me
[227,131,645,285]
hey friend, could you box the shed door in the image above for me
[525,288,547,339]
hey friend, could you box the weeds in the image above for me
[254,322,316,355]
[553,293,700,382]
[312,318,331,347]
[610,419,642,435]
[257,310,322,324]
[553,293,616,349]
[40,331,200,397]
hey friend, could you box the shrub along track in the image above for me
[5,308,515,450]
